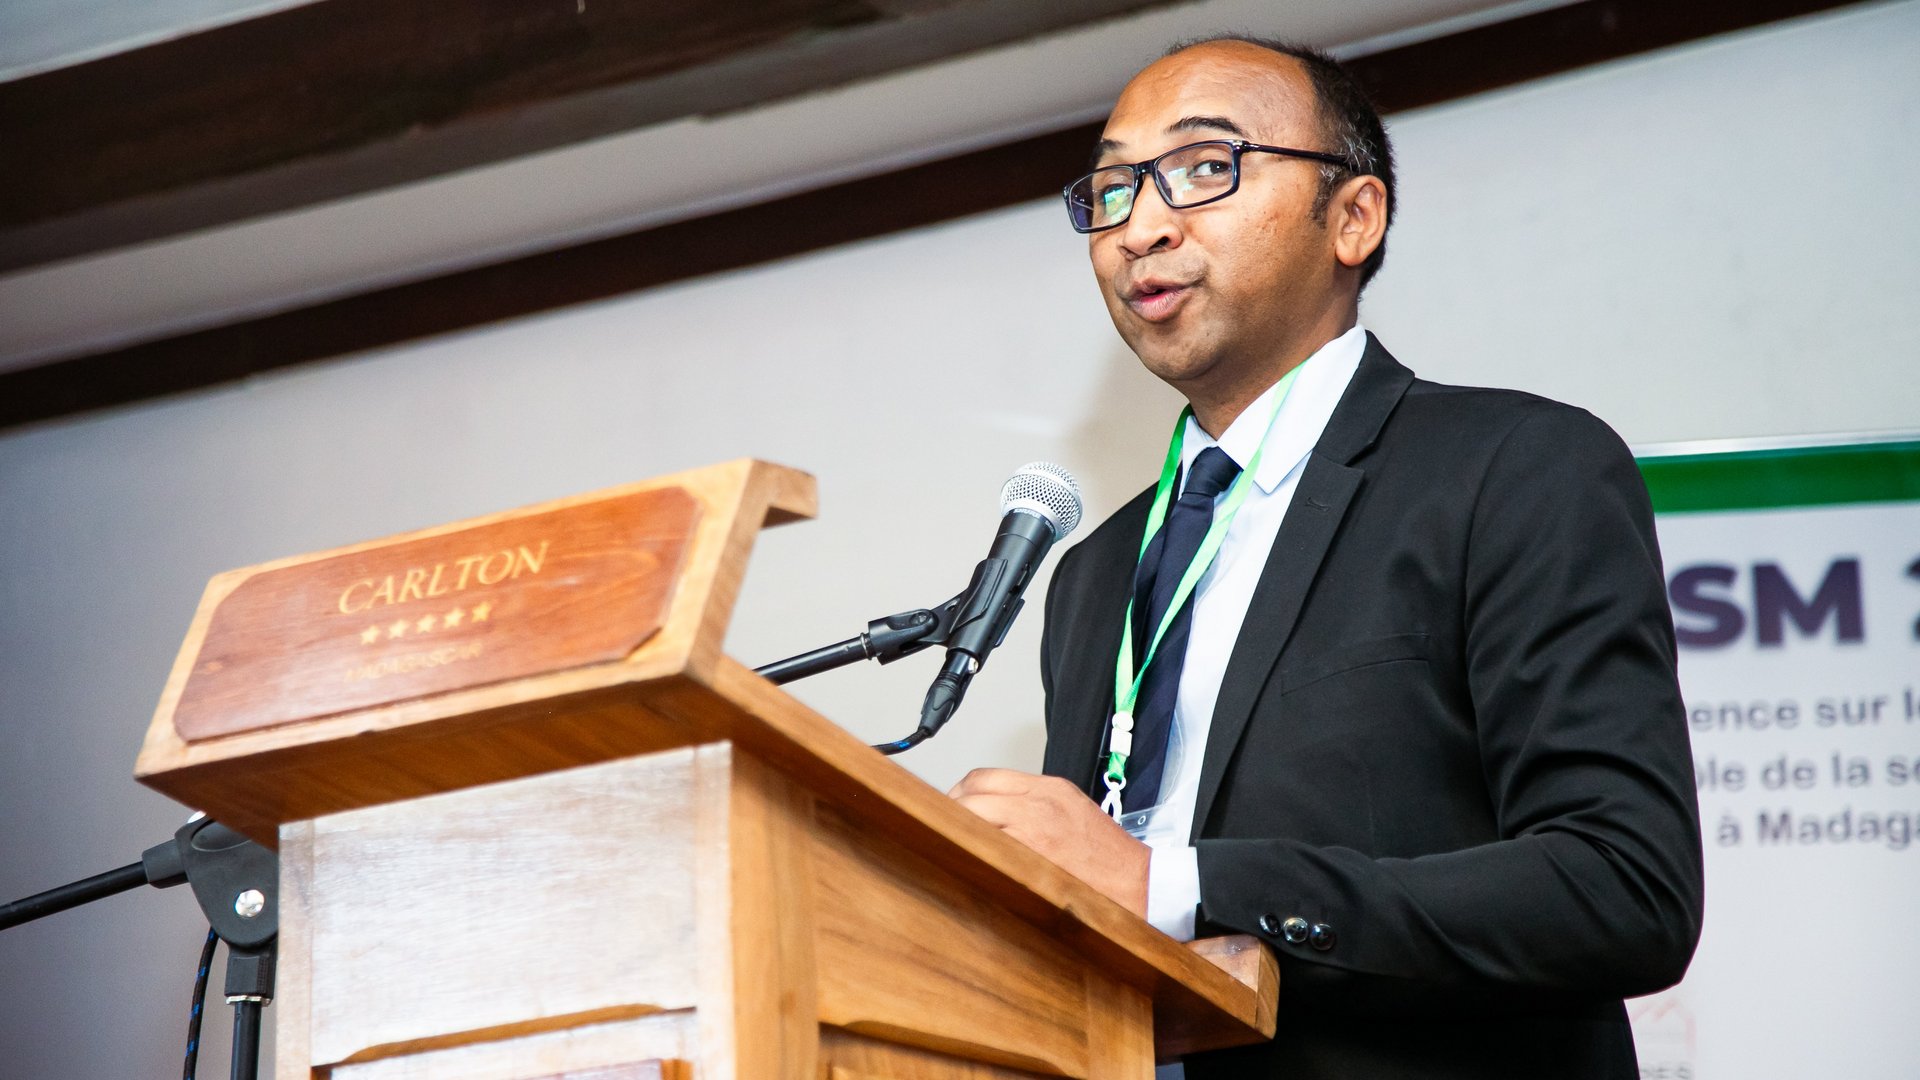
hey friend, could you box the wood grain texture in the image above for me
[656,659,1280,1058]
[326,1013,698,1080]
[297,751,704,1068]
[1083,971,1153,1080]
[175,485,697,740]
[135,459,815,840]
[688,741,830,1080]
[275,732,1270,1076]
[525,1064,689,1080]
[275,821,317,1080]
[1180,934,1279,1053]
[154,686,704,841]
[692,743,739,1080]
[811,802,1090,1076]
[717,750,820,1080]
[822,1028,1057,1079]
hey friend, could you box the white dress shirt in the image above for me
[1142,323,1369,941]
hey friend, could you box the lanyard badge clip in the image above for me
[1099,711,1133,819]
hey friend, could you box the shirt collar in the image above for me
[1180,324,1370,495]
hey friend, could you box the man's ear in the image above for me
[1331,174,1388,270]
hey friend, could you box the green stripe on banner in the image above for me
[1636,441,1920,513]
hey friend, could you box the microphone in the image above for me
[900,463,1083,750]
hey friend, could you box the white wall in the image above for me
[2,3,1916,1076]
[1363,0,1920,440]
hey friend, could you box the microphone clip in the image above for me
[753,591,963,689]
[751,578,999,757]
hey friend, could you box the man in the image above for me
[948,38,1704,1078]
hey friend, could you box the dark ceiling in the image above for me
[0,0,1182,274]
[0,0,1866,430]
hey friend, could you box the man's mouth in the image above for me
[1125,281,1193,323]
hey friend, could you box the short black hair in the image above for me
[1167,36,1396,292]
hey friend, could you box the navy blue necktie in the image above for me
[1123,445,1242,812]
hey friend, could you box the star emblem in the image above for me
[416,614,437,633]
[359,625,381,645]
[388,619,409,639]
[471,601,493,622]
[442,607,465,628]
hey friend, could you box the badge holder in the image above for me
[1103,714,1188,841]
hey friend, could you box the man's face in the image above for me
[1090,44,1341,391]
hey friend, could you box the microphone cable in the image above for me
[182,926,218,1080]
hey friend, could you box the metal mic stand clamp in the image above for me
[143,817,279,1080]
[753,600,959,686]
[0,814,279,1080]
[754,556,1023,755]
[754,596,967,754]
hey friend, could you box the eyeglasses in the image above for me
[1062,139,1354,233]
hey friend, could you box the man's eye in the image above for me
[1190,158,1231,178]
[1099,185,1133,207]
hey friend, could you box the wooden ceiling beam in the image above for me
[0,0,1177,272]
[0,0,1867,430]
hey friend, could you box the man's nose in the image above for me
[1118,175,1182,256]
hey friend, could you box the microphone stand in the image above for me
[753,601,957,686]
[755,594,975,755]
[755,465,1077,756]
[1,815,278,1080]
[754,544,1024,756]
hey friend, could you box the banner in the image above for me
[1628,436,1920,1079]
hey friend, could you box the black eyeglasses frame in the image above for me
[1062,138,1356,234]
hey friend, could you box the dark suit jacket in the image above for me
[1040,335,1704,1079]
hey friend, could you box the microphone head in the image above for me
[1000,461,1083,540]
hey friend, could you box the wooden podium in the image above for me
[134,460,1278,1080]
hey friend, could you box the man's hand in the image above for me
[947,768,1150,918]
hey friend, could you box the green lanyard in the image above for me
[1100,364,1304,818]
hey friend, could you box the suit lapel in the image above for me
[1189,334,1416,836]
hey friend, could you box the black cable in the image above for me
[0,861,147,930]
[229,1000,263,1080]
[870,651,973,754]
[183,927,218,1080]
[871,729,930,755]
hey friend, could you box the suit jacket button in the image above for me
[1308,922,1338,951]
[1258,912,1282,936]
[1281,916,1310,945]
